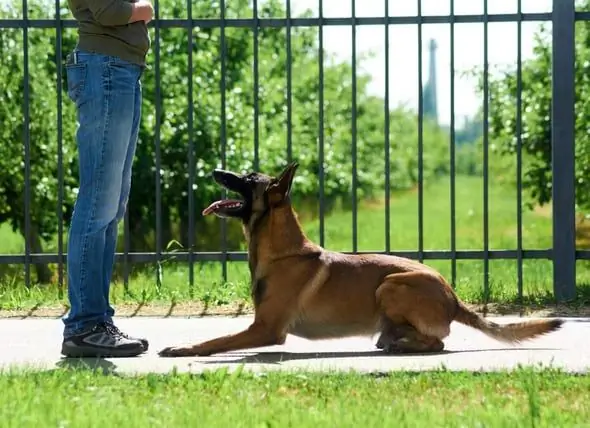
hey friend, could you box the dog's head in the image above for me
[202,162,299,224]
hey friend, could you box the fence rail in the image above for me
[0,0,584,302]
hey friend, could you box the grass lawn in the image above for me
[0,366,587,427]
[1,174,590,313]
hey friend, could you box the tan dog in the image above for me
[158,162,564,357]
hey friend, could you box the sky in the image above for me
[289,0,554,126]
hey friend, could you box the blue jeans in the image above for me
[62,50,143,337]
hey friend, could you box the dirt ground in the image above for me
[1,300,589,319]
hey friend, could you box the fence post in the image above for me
[552,0,577,302]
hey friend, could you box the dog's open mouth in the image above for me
[202,199,244,216]
[203,169,249,217]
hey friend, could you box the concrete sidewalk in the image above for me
[1,316,588,374]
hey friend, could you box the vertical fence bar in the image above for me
[187,0,195,293]
[122,4,132,295]
[122,1,132,295]
[482,0,490,301]
[55,0,64,298]
[123,209,131,294]
[22,0,31,288]
[318,0,325,248]
[123,0,131,293]
[220,0,228,283]
[154,0,163,290]
[417,0,424,263]
[123,38,131,297]
[551,0,577,301]
[384,0,391,254]
[516,0,524,303]
[253,0,260,171]
[351,0,358,253]
[286,0,293,163]
[449,0,457,286]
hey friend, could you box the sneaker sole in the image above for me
[61,343,147,358]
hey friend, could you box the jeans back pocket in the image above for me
[65,63,88,104]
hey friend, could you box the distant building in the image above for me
[423,38,438,124]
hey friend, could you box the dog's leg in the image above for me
[376,323,444,353]
[375,271,454,354]
[158,296,295,357]
[158,321,287,357]
[375,317,406,349]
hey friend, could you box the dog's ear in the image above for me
[267,162,299,206]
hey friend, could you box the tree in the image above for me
[0,0,452,284]
[486,4,590,214]
[126,0,453,252]
[0,3,79,283]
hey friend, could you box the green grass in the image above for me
[1,175,590,312]
[0,366,587,427]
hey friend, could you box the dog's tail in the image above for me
[453,301,564,344]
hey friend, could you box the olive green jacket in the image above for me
[68,0,150,66]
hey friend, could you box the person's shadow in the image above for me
[54,357,119,375]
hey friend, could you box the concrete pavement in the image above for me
[1,316,589,374]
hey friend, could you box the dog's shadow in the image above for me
[201,347,560,365]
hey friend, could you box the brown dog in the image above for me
[158,162,564,357]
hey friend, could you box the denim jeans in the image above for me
[62,50,143,337]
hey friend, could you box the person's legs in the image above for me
[104,76,142,318]
[61,50,146,357]
[101,75,149,350]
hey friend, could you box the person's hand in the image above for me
[129,0,154,24]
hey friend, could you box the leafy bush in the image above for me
[0,0,452,281]
[485,2,590,215]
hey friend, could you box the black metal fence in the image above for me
[0,0,585,302]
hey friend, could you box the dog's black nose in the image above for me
[212,169,226,179]
[212,169,238,185]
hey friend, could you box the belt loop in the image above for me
[73,51,78,64]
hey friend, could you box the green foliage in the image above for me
[127,0,453,251]
[485,4,590,215]
[0,3,78,241]
[0,0,452,265]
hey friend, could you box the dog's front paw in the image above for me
[375,331,398,350]
[378,337,409,354]
[158,345,198,357]
[381,342,405,354]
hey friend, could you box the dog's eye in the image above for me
[244,173,259,183]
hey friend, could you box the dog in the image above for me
[158,162,564,357]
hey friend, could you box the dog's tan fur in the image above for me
[159,163,563,357]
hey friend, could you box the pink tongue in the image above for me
[202,201,220,216]
[202,200,240,216]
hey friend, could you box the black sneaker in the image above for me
[105,322,149,351]
[61,322,146,358]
